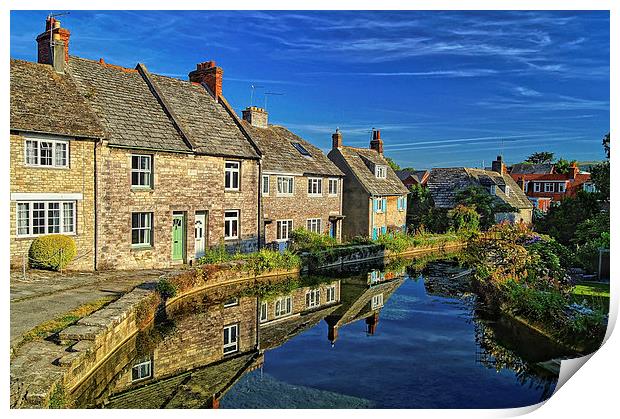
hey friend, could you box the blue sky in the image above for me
[10,10,609,169]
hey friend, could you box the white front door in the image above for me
[195,212,206,258]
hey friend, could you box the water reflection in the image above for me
[72,257,572,409]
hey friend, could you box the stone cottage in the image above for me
[10,17,262,270]
[328,129,409,239]
[10,55,105,270]
[240,107,345,247]
[427,156,533,224]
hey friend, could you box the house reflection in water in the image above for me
[72,268,406,408]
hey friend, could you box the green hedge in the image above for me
[29,234,77,271]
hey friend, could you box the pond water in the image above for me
[73,256,575,409]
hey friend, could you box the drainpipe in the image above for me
[257,159,263,249]
[93,139,100,270]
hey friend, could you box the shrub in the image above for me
[448,204,480,234]
[374,232,411,253]
[241,250,301,275]
[156,278,177,299]
[198,243,234,265]
[289,228,337,253]
[29,234,77,271]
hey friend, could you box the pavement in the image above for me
[10,268,172,346]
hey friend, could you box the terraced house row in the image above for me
[9,18,407,270]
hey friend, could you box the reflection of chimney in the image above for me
[370,128,384,155]
[328,324,339,347]
[568,162,579,180]
[211,396,220,409]
[365,313,380,336]
[189,61,223,100]
[332,128,343,150]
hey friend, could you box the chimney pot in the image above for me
[37,17,70,68]
[189,61,223,99]
[491,155,507,174]
[332,128,343,150]
[370,128,384,154]
[242,106,268,128]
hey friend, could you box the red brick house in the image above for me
[509,162,592,212]
[396,170,429,188]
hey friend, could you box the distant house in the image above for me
[240,107,345,247]
[427,156,533,224]
[328,129,409,239]
[396,169,429,188]
[509,162,592,212]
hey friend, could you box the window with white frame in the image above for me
[131,212,153,247]
[131,358,152,382]
[505,186,510,197]
[277,176,294,195]
[131,155,152,188]
[306,218,322,234]
[16,201,76,237]
[262,175,270,196]
[371,293,384,309]
[274,296,292,318]
[375,198,385,213]
[533,182,541,192]
[306,289,320,308]
[260,301,268,323]
[225,161,240,190]
[326,285,336,303]
[308,177,322,195]
[544,183,554,192]
[328,178,338,195]
[224,210,239,240]
[24,138,69,168]
[224,298,239,308]
[223,324,239,354]
[558,182,566,193]
[397,196,407,211]
[375,165,387,179]
[276,220,293,241]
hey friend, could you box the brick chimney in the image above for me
[242,106,268,128]
[36,17,70,73]
[516,176,526,191]
[370,128,383,155]
[332,128,343,150]
[491,155,506,174]
[568,162,579,179]
[189,61,223,99]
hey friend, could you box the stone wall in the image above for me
[9,133,96,270]
[261,174,342,244]
[96,144,260,270]
[371,195,407,231]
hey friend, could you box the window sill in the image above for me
[131,186,154,192]
[225,189,241,193]
[131,245,153,251]
[276,194,294,197]
[24,165,70,170]
[307,194,323,198]
[224,237,239,241]
[15,232,76,240]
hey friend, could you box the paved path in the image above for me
[10,269,172,346]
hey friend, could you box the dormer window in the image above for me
[375,165,387,179]
[505,186,510,197]
[291,142,312,158]
[490,185,496,195]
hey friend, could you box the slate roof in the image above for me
[509,163,554,175]
[66,57,259,158]
[10,59,105,139]
[427,168,532,210]
[241,122,343,176]
[396,169,429,183]
[331,146,409,196]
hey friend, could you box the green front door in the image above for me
[172,214,185,261]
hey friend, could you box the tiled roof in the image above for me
[67,57,258,158]
[332,146,409,196]
[509,163,554,175]
[150,74,259,158]
[427,167,532,210]
[396,169,429,183]
[10,59,105,139]
[241,122,343,176]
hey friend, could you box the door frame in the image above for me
[171,212,186,262]
[194,210,208,259]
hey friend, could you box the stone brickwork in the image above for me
[370,195,407,232]
[9,133,96,270]
[96,144,259,270]
[261,175,342,244]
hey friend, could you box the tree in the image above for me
[455,186,516,230]
[554,158,577,175]
[525,152,554,164]
[384,157,400,172]
[591,133,610,202]
[406,185,449,233]
[448,204,480,233]
[603,132,610,159]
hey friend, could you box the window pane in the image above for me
[40,142,53,166]
[33,203,45,234]
[62,203,74,233]
[47,203,60,233]
[26,141,38,165]
[55,143,67,166]
[17,203,30,235]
